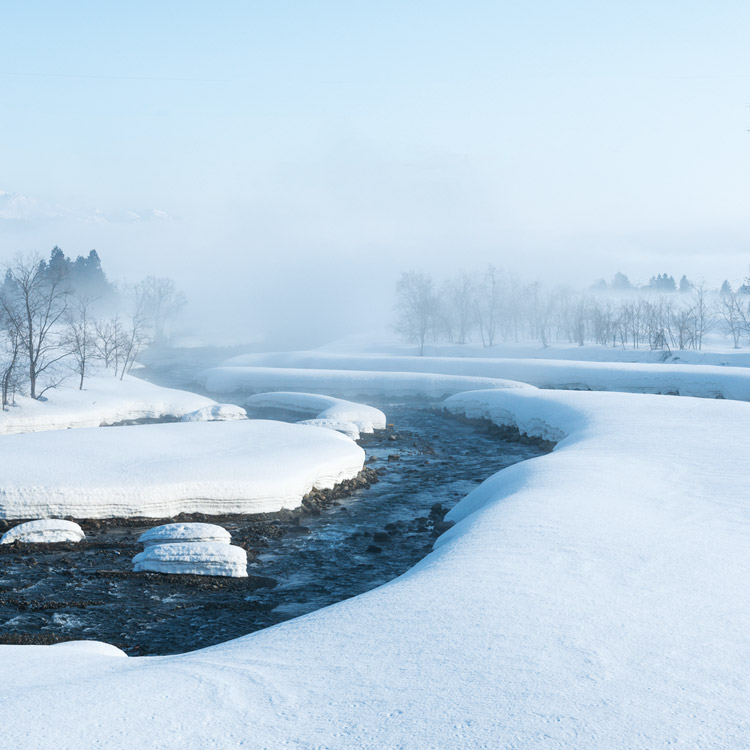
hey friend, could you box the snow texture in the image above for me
[245,391,386,433]
[228,350,750,401]
[180,404,247,422]
[201,365,527,399]
[138,523,232,547]
[0,373,216,435]
[297,418,361,440]
[132,542,248,578]
[1,385,749,747]
[0,519,85,545]
[0,420,365,519]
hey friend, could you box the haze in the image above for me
[2,1,749,345]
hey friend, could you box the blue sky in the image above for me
[1,2,750,335]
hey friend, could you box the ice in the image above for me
[132,542,248,578]
[0,519,85,544]
[138,523,232,547]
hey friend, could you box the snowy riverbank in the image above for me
[0,373,216,435]
[1,384,748,747]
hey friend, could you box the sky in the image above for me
[1,1,750,342]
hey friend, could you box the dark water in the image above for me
[0,359,545,655]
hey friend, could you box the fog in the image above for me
[2,2,750,348]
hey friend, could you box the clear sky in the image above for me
[1,1,749,340]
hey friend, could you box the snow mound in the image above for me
[0,420,365,519]
[245,392,386,433]
[0,373,216,435]
[132,542,248,577]
[180,404,247,422]
[138,523,232,547]
[1,519,85,545]
[201,365,527,399]
[298,418,361,440]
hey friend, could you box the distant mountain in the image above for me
[0,189,170,224]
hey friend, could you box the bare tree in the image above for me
[62,296,99,390]
[2,254,70,399]
[475,265,501,348]
[393,272,436,356]
[93,315,125,375]
[119,312,151,380]
[717,289,743,349]
[135,276,186,346]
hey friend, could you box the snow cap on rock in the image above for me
[181,404,247,422]
[132,542,248,578]
[1,519,85,544]
[138,522,232,547]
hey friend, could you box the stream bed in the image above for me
[0,377,546,655]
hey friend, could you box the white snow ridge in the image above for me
[0,520,85,544]
[132,542,248,577]
[138,523,232,547]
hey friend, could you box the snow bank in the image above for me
[201,365,528,399]
[0,420,365,519]
[0,373,216,435]
[0,519,85,545]
[245,392,386,433]
[227,351,750,401]
[1,388,749,747]
[132,542,248,578]
[180,404,247,422]
[138,523,232,547]
[297,418,361,440]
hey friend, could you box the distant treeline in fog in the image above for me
[394,266,750,354]
[0,247,186,406]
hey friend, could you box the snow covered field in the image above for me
[201,364,527,398]
[0,420,365,519]
[225,350,750,400]
[0,372,216,435]
[1,379,748,747]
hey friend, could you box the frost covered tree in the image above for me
[135,276,186,347]
[393,272,436,355]
[62,296,99,390]
[1,254,71,398]
[441,272,476,345]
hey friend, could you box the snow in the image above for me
[132,542,248,578]
[1,384,748,747]
[180,404,247,422]
[0,420,365,519]
[226,351,750,400]
[201,364,528,398]
[0,373,216,435]
[0,519,84,545]
[138,523,232,547]
[298,418,361,440]
[245,391,386,433]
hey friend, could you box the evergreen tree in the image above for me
[679,275,693,293]
[720,280,732,296]
[611,272,631,290]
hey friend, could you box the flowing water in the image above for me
[0,358,546,655]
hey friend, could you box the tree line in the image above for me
[0,248,186,408]
[394,267,750,355]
